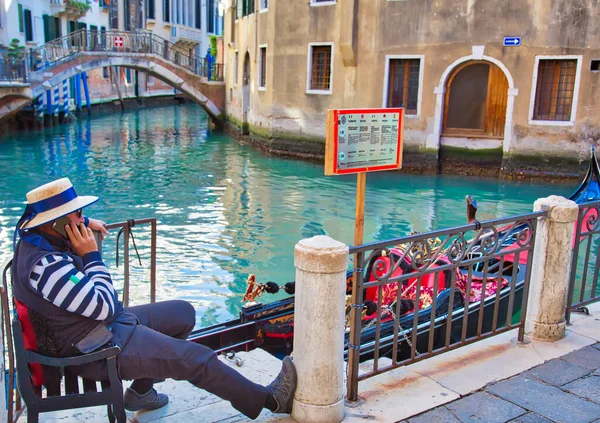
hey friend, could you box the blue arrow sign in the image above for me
[503,37,521,46]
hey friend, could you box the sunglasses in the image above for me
[75,209,82,218]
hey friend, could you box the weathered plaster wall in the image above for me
[225,0,600,168]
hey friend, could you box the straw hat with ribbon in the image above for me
[18,178,99,230]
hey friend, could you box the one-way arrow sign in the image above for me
[503,37,521,46]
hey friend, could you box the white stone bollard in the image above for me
[291,236,348,423]
[526,195,578,341]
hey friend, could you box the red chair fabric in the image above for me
[14,299,44,387]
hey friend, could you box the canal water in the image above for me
[0,104,577,328]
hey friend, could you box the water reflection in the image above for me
[0,104,575,328]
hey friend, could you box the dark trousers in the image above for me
[76,300,269,420]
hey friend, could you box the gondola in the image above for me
[188,148,600,362]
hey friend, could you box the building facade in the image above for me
[117,0,225,100]
[225,0,600,173]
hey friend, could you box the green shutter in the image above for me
[18,4,23,33]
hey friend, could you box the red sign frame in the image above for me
[325,108,404,176]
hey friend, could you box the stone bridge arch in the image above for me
[31,53,224,124]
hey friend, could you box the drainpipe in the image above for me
[254,0,258,64]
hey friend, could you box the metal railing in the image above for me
[566,201,600,323]
[97,218,158,307]
[0,58,27,83]
[346,212,544,400]
[28,29,224,81]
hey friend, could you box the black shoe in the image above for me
[124,387,169,412]
[267,356,297,414]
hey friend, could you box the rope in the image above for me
[115,219,143,268]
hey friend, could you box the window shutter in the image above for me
[18,4,24,33]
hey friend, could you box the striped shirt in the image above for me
[30,251,118,321]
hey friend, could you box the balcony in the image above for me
[49,0,91,20]
[171,25,203,49]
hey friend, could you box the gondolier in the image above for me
[12,177,296,419]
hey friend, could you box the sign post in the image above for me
[325,108,403,401]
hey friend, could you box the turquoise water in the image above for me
[0,104,576,328]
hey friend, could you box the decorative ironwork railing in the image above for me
[566,200,600,323]
[345,212,544,401]
[0,58,27,83]
[27,29,224,81]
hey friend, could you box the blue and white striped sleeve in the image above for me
[30,252,118,321]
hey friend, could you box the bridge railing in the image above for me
[28,29,224,81]
[0,58,27,83]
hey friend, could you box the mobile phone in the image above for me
[52,216,72,238]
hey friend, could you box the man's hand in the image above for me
[88,218,109,240]
[65,222,98,257]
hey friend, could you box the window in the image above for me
[146,0,155,19]
[236,0,254,18]
[234,51,239,86]
[258,45,267,90]
[125,68,132,84]
[195,0,201,29]
[307,43,333,94]
[103,67,109,79]
[163,0,170,22]
[385,58,421,115]
[23,9,33,41]
[591,60,600,72]
[532,58,580,122]
[17,4,23,33]
[260,0,268,11]
[310,0,336,5]
[207,0,215,33]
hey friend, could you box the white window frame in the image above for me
[306,42,334,95]
[258,44,267,91]
[528,55,583,127]
[234,50,239,87]
[382,54,424,118]
[310,0,336,6]
[259,0,268,12]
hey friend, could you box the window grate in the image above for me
[533,59,577,121]
[310,46,332,91]
[387,59,420,114]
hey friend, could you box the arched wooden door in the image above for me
[443,61,508,139]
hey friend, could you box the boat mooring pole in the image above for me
[347,172,366,402]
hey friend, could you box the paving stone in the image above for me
[445,392,525,423]
[524,359,591,386]
[560,346,600,370]
[408,407,461,423]
[487,375,600,423]
[563,375,600,404]
[508,413,554,423]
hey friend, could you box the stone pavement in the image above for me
[404,344,600,423]
[18,302,600,423]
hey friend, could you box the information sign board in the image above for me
[325,108,403,176]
